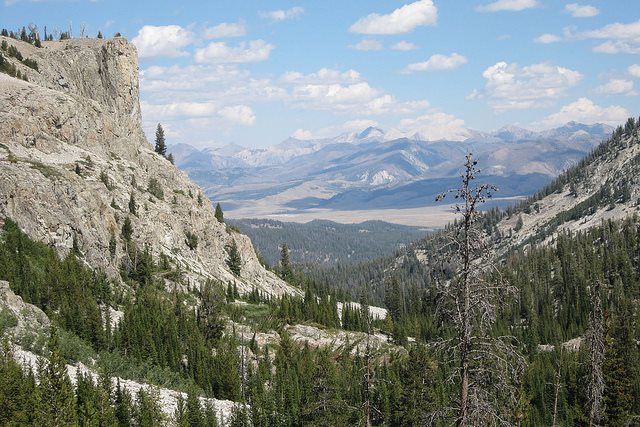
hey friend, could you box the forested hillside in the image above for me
[2,24,640,427]
[228,218,427,267]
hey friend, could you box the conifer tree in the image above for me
[154,123,167,156]
[199,280,226,342]
[280,242,293,282]
[36,326,78,426]
[121,216,133,241]
[226,240,241,276]
[186,388,205,427]
[134,388,164,427]
[128,192,136,215]
[435,153,525,426]
[215,203,224,223]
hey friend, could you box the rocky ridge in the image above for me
[0,36,297,297]
[498,127,640,248]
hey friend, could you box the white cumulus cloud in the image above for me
[565,3,599,18]
[476,0,539,13]
[392,112,470,141]
[259,6,304,22]
[219,105,256,126]
[594,79,635,95]
[349,0,437,35]
[629,64,640,78]
[538,98,629,127]
[579,20,640,54]
[203,22,246,39]
[194,40,274,64]
[282,68,429,115]
[132,25,194,58]
[392,41,418,51]
[281,68,362,85]
[403,53,468,73]
[292,129,314,140]
[350,39,384,51]
[479,61,582,110]
[534,34,561,44]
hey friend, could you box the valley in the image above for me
[2,2,640,426]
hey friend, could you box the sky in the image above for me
[3,0,640,149]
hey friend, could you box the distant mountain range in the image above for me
[171,122,613,220]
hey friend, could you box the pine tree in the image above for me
[227,240,241,276]
[186,388,204,427]
[35,326,78,426]
[128,193,136,215]
[134,388,164,427]
[0,341,35,425]
[154,123,167,156]
[109,231,117,259]
[114,380,133,426]
[280,242,293,282]
[435,153,525,426]
[199,280,226,342]
[121,216,133,241]
[215,203,224,224]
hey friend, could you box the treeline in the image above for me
[0,39,38,81]
[1,24,115,43]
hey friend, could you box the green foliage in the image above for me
[229,218,425,268]
[154,124,167,157]
[128,192,137,215]
[109,231,117,259]
[226,240,241,276]
[134,388,165,427]
[0,308,18,336]
[214,203,224,224]
[198,280,226,342]
[121,216,133,241]
[35,327,78,426]
[279,242,293,282]
[0,342,37,425]
[147,177,164,200]
[0,41,38,79]
[0,218,110,349]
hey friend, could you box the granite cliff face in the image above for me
[0,36,296,296]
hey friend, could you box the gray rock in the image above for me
[0,35,298,298]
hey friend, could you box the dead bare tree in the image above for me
[433,153,526,426]
[586,280,605,427]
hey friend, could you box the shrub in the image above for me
[147,178,164,200]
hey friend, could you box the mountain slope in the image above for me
[0,35,295,297]
[499,120,640,248]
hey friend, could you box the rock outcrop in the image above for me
[0,36,297,296]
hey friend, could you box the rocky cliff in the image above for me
[0,36,297,296]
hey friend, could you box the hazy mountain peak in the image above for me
[357,126,385,140]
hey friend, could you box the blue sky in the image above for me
[3,0,640,148]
